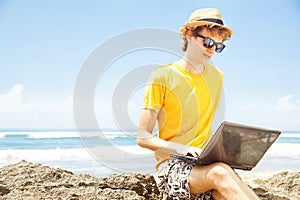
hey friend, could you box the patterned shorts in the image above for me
[157,159,213,200]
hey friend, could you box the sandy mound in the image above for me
[0,160,160,199]
[242,170,300,200]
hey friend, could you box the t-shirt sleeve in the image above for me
[142,69,166,113]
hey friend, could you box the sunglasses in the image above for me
[195,34,225,53]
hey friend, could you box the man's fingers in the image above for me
[185,147,202,157]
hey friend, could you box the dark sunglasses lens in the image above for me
[203,38,214,48]
[215,43,225,53]
[199,34,225,53]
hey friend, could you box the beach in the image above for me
[0,160,299,199]
[0,130,299,199]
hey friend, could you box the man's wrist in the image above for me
[163,142,189,154]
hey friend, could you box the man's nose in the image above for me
[207,46,215,54]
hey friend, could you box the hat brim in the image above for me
[180,21,233,37]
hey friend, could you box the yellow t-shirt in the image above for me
[143,62,223,166]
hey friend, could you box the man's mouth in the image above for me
[203,53,213,59]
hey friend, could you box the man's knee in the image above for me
[206,162,233,188]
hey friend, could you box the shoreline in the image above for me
[1,155,299,179]
[0,160,299,199]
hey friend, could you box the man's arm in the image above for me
[137,108,201,156]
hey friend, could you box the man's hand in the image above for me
[185,146,203,157]
[168,143,202,157]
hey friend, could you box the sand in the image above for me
[0,160,299,199]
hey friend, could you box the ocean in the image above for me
[0,129,299,177]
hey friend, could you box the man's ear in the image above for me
[186,30,194,41]
[186,30,194,40]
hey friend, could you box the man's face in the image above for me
[187,28,224,64]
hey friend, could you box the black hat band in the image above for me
[197,18,224,25]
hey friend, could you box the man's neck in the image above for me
[178,58,206,74]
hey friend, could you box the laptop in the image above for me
[170,121,281,170]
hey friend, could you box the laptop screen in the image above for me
[199,122,281,170]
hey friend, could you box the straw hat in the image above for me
[180,8,233,37]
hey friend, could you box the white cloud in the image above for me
[277,95,296,111]
[0,84,118,129]
[226,95,300,130]
[0,84,74,128]
[0,84,28,113]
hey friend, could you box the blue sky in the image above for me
[0,0,300,130]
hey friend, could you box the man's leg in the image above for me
[189,162,259,200]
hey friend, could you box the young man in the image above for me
[137,8,259,200]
